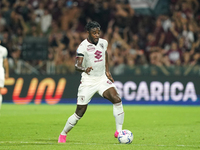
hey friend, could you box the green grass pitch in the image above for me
[0,104,200,150]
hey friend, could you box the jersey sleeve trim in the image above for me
[77,53,84,57]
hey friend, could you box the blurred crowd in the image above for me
[1,0,200,75]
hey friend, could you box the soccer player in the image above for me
[0,41,9,109]
[58,21,124,143]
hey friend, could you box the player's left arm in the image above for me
[3,58,9,79]
[105,51,114,83]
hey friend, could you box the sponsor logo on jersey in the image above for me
[107,80,112,84]
[100,43,104,49]
[87,45,95,52]
[94,50,103,62]
[94,50,102,59]
[94,59,103,62]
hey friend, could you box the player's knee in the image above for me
[111,94,121,104]
[75,105,87,117]
[75,109,85,117]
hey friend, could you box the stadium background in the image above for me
[1,0,200,105]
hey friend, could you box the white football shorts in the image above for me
[0,73,4,88]
[77,75,118,105]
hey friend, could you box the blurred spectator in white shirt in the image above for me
[41,9,52,33]
[34,2,45,23]
[182,23,194,49]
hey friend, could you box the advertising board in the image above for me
[2,75,200,105]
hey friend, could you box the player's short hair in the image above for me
[85,21,101,31]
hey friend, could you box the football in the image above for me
[117,130,133,144]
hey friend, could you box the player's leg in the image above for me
[102,87,124,138]
[0,87,2,110]
[60,105,87,135]
[0,76,4,110]
[58,105,87,143]
[58,82,95,143]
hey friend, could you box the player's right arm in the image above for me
[75,56,93,75]
[75,42,93,75]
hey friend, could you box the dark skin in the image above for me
[74,27,121,117]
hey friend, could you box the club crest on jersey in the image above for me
[79,96,85,101]
[100,43,104,49]
[87,45,95,52]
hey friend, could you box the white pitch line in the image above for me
[0,141,199,148]
[0,141,54,144]
[129,144,200,148]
